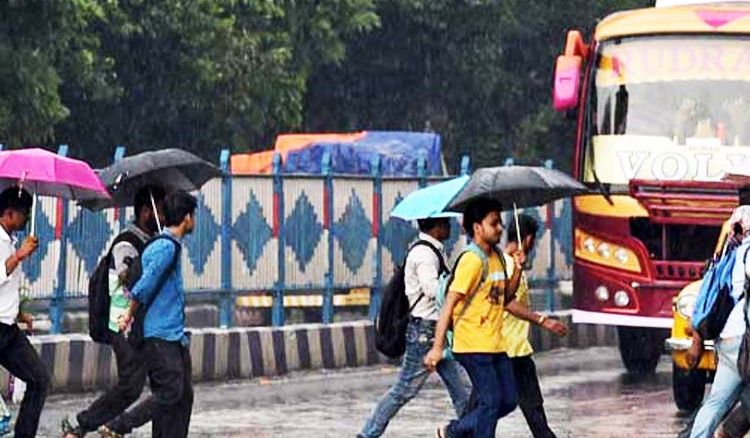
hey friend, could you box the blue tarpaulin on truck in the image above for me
[281,131,444,176]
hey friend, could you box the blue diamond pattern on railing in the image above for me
[184,194,220,276]
[284,192,323,272]
[18,203,56,283]
[382,194,418,266]
[334,191,371,273]
[232,192,272,275]
[67,208,113,275]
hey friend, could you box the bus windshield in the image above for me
[585,35,750,185]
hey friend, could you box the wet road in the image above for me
[32,347,690,437]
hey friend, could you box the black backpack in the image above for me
[127,235,182,350]
[375,240,448,358]
[88,231,146,344]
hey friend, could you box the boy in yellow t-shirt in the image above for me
[424,198,523,438]
[503,214,568,438]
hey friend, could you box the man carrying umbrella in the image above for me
[503,213,568,438]
[62,186,166,438]
[119,191,197,438]
[425,198,524,438]
[0,187,47,438]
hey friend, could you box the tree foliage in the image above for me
[1,0,654,169]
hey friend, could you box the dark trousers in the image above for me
[143,338,193,438]
[0,322,49,438]
[513,355,557,438]
[449,353,517,438]
[76,332,152,434]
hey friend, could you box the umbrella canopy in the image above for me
[448,166,588,212]
[390,176,469,220]
[81,148,222,210]
[0,148,109,201]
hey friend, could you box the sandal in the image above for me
[61,416,84,438]
[98,425,124,438]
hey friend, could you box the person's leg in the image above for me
[104,397,154,435]
[0,325,49,438]
[716,403,748,438]
[436,358,471,417]
[493,353,517,419]
[690,338,743,438]
[75,333,147,433]
[513,355,556,438]
[144,339,185,438]
[359,320,434,438]
[447,353,502,438]
[172,344,193,438]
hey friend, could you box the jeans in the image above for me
[359,318,471,438]
[143,338,193,438]
[0,322,49,438]
[76,332,152,434]
[513,355,556,438]
[690,337,743,438]
[448,352,517,438]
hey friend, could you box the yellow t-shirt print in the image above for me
[450,249,514,354]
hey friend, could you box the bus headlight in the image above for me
[595,286,610,302]
[614,290,630,307]
[575,228,642,273]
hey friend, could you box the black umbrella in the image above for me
[80,148,222,216]
[448,166,589,245]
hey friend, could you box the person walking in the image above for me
[424,198,523,438]
[0,187,48,438]
[503,214,568,438]
[119,191,196,438]
[358,217,470,438]
[63,186,166,438]
[687,206,750,438]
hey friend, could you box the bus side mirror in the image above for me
[553,55,582,111]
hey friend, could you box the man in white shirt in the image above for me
[0,187,46,438]
[358,217,470,438]
[688,205,750,438]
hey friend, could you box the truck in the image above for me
[552,0,750,373]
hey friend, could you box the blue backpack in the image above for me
[436,243,492,360]
[692,245,750,340]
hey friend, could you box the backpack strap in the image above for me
[108,230,147,269]
[743,245,750,327]
[404,239,449,315]
[409,239,449,275]
[451,243,491,325]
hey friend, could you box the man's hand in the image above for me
[542,318,568,337]
[117,311,132,332]
[512,250,526,270]
[686,333,704,370]
[17,312,33,331]
[17,236,38,260]
[423,347,443,372]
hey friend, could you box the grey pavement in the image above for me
[30,347,690,437]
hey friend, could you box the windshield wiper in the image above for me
[590,167,614,206]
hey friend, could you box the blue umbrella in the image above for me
[390,175,469,220]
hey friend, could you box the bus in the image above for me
[552,0,750,373]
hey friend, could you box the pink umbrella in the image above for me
[0,148,109,234]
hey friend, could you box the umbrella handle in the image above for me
[149,190,162,233]
[513,203,523,252]
[29,193,36,237]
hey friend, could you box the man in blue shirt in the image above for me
[120,191,196,438]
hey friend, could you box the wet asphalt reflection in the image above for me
[33,347,694,437]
